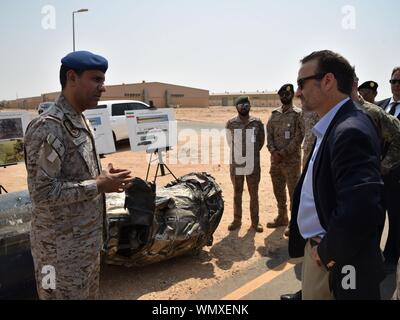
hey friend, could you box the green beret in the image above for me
[278,84,294,95]
[235,96,250,106]
[358,81,378,92]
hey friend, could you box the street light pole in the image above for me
[72,9,89,52]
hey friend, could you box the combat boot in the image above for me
[251,223,264,233]
[267,215,289,228]
[228,220,241,231]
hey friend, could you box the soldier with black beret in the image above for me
[358,80,378,104]
[266,84,303,236]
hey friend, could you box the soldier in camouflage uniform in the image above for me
[352,74,400,272]
[266,84,304,235]
[300,110,319,169]
[24,51,133,300]
[226,96,265,233]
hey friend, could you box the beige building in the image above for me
[2,82,209,110]
[210,92,301,108]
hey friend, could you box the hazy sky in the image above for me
[1,0,399,101]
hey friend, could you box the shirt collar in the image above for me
[389,97,400,105]
[312,97,350,140]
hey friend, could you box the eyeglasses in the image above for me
[297,73,327,90]
[237,103,250,108]
[390,79,400,85]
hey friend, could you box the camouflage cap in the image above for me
[235,96,250,106]
[278,84,294,95]
[358,81,378,92]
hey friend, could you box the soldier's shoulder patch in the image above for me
[63,119,81,138]
[46,133,66,158]
[43,104,64,121]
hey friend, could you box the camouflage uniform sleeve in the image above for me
[24,118,99,207]
[266,115,276,153]
[378,112,400,172]
[257,120,265,151]
[225,120,233,149]
[278,112,304,158]
[299,111,306,138]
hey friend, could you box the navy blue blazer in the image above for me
[288,99,385,299]
[377,98,391,110]
[377,98,400,120]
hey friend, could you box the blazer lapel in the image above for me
[312,99,356,189]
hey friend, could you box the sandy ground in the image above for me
[1,106,295,300]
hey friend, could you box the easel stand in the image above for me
[0,185,7,194]
[1,163,17,194]
[145,147,177,183]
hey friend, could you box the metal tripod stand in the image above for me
[145,147,177,183]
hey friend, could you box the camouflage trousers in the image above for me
[230,166,260,225]
[30,227,101,300]
[269,161,301,218]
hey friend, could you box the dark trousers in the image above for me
[381,179,400,263]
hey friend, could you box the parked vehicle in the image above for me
[94,100,151,142]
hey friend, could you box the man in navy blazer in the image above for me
[289,50,385,300]
[377,67,400,118]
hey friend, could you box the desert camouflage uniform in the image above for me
[357,96,400,172]
[266,105,303,223]
[226,115,265,225]
[300,111,319,169]
[357,96,400,268]
[24,94,105,300]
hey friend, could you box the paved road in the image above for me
[191,217,397,300]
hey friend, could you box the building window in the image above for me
[124,93,142,98]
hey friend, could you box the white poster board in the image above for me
[84,109,116,155]
[126,108,177,152]
[0,111,31,166]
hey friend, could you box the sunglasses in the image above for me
[279,91,292,97]
[297,73,327,90]
[390,79,400,85]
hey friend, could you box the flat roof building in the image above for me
[210,91,301,108]
[2,82,209,110]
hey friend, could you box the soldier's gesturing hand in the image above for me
[96,163,133,193]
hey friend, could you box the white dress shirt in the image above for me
[297,97,350,239]
[384,98,400,118]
